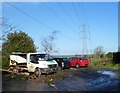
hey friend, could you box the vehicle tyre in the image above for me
[60,67,63,71]
[76,64,80,68]
[34,68,41,78]
[54,70,57,73]
[58,66,62,71]
[9,66,14,71]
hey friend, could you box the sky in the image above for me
[2,1,118,55]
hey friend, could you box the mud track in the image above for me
[2,68,120,92]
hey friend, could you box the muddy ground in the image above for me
[1,67,120,92]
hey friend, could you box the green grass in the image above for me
[112,64,120,69]
[6,73,28,81]
[101,63,120,69]
[89,57,119,69]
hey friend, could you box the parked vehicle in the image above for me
[53,58,71,70]
[9,52,58,77]
[69,57,89,68]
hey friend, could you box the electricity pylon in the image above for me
[79,24,89,56]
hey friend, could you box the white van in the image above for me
[9,52,58,77]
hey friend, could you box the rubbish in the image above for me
[49,84,57,89]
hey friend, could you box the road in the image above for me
[2,68,120,92]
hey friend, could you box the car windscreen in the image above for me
[80,57,88,60]
[30,54,53,61]
[62,58,70,62]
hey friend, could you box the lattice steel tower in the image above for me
[80,24,90,56]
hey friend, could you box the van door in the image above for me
[27,54,39,72]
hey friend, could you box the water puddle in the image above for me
[86,70,119,90]
[53,70,119,91]
[97,71,117,78]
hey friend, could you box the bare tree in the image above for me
[93,46,105,58]
[0,18,21,50]
[41,31,59,54]
[1,18,20,41]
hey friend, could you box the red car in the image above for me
[69,57,89,68]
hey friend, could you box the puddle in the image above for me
[97,71,117,78]
[53,70,119,91]
[54,77,87,91]
[87,71,119,90]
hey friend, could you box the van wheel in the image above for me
[34,68,41,78]
[59,67,62,71]
[76,64,80,68]
[9,66,14,71]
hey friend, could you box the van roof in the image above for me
[12,52,27,54]
[11,52,48,55]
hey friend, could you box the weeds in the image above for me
[8,73,28,80]
[89,57,119,69]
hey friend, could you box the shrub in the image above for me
[2,31,37,69]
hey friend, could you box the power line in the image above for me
[82,2,89,25]
[79,0,89,25]
[59,32,77,42]
[5,3,55,32]
[77,0,92,55]
[42,1,78,34]
[71,2,83,25]
[58,2,79,28]
[80,1,92,54]
[77,1,86,24]
[5,2,78,43]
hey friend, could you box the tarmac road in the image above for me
[2,68,120,92]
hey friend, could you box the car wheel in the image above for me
[76,64,80,68]
[34,68,41,78]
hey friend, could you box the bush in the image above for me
[2,31,37,69]
[106,52,113,60]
